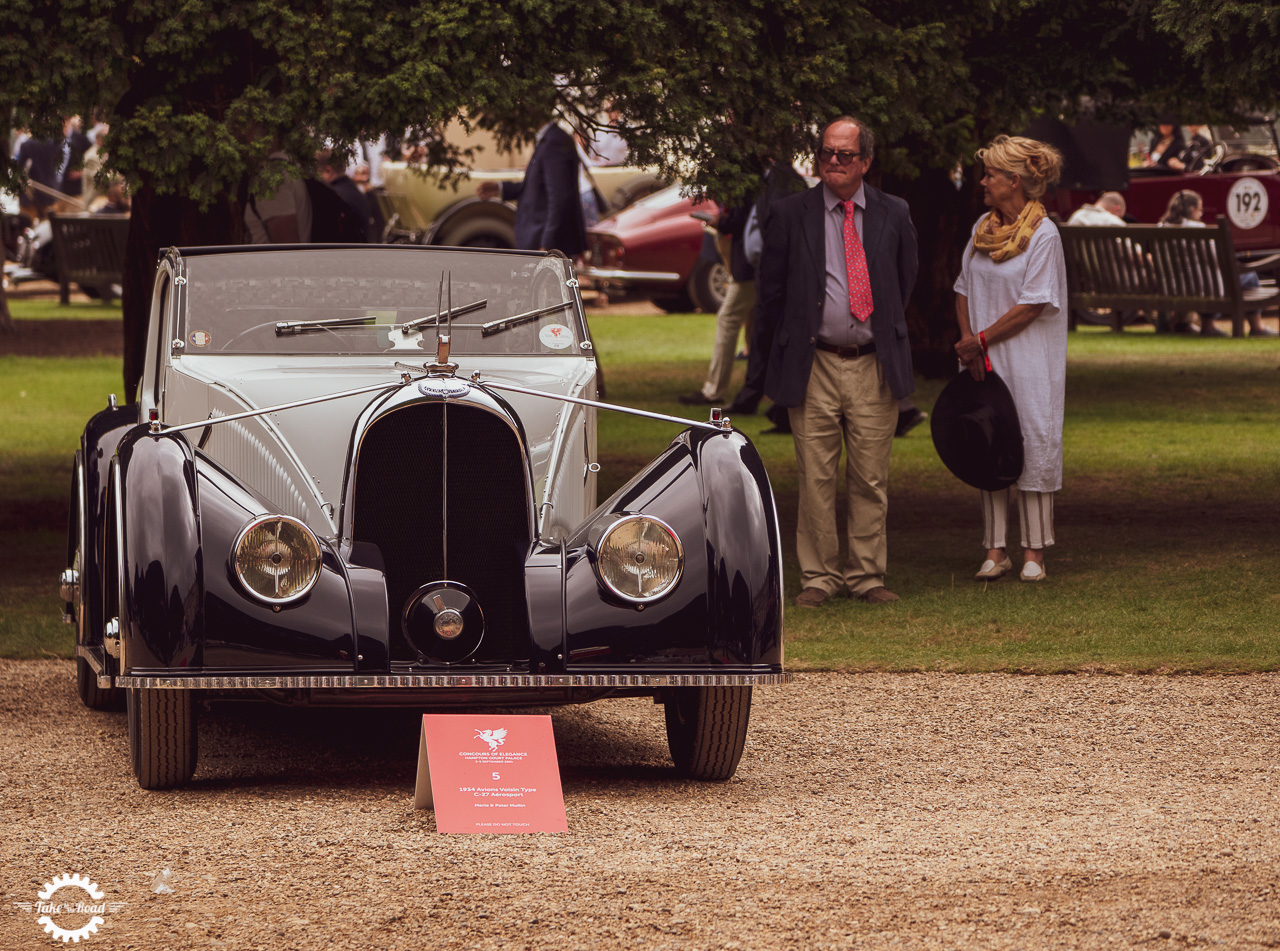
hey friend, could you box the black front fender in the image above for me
[555,428,783,670]
[116,427,202,671]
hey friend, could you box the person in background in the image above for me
[724,162,806,431]
[1159,189,1277,337]
[1158,189,1205,228]
[14,118,83,215]
[579,102,629,168]
[1144,119,1184,169]
[1066,192,1127,226]
[317,149,372,242]
[895,397,928,437]
[953,135,1068,584]
[679,199,757,406]
[244,151,312,244]
[757,115,919,607]
[476,116,587,257]
[57,117,91,202]
[94,178,130,215]
[1175,125,1214,172]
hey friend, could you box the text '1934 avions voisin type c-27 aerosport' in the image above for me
[61,243,788,789]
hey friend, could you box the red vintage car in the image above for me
[1049,118,1280,256]
[582,184,727,313]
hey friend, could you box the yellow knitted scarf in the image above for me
[972,200,1047,262]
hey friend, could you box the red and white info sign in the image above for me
[414,713,567,834]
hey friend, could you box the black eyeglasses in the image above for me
[817,148,863,166]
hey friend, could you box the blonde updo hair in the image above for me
[975,135,1064,200]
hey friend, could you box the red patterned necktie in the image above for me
[842,199,873,321]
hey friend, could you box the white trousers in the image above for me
[981,488,1055,551]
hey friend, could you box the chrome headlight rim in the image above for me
[232,514,323,605]
[593,513,684,605]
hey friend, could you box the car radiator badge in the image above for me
[417,379,470,399]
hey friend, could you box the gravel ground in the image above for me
[2,660,1278,950]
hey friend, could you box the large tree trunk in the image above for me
[122,182,241,399]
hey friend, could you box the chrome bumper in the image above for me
[581,266,681,284]
[112,671,790,689]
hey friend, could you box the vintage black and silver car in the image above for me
[62,244,786,789]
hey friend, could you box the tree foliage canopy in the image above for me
[3,0,1276,373]
[3,0,1276,207]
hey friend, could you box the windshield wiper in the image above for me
[399,298,487,333]
[276,315,376,335]
[274,298,488,336]
[481,300,573,337]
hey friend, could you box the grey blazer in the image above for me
[757,182,918,406]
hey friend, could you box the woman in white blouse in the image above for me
[953,136,1068,583]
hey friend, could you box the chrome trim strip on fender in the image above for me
[114,672,792,689]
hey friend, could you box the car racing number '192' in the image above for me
[1227,177,1268,230]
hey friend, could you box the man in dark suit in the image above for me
[15,132,65,213]
[317,150,373,241]
[476,121,587,257]
[757,116,918,607]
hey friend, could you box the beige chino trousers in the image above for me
[788,348,897,596]
[699,279,756,402]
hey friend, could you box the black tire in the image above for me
[77,656,123,711]
[688,258,729,314]
[664,686,752,781]
[127,687,197,789]
[436,219,515,249]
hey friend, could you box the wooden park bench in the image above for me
[1059,216,1280,337]
[48,212,130,305]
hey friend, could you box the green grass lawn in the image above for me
[590,312,1280,673]
[6,297,122,320]
[3,300,1278,671]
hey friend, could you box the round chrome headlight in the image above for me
[594,514,684,603]
[233,515,322,604]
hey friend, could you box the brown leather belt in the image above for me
[815,339,876,358]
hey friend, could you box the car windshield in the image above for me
[1215,121,1279,159]
[177,247,587,356]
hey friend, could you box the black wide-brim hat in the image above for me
[930,370,1024,491]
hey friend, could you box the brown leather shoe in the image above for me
[795,587,830,608]
[860,586,900,604]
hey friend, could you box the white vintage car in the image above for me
[64,244,787,789]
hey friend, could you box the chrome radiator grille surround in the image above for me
[350,401,533,664]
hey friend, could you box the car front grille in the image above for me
[350,401,533,665]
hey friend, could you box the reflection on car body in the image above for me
[62,244,787,789]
